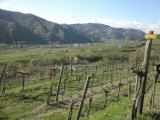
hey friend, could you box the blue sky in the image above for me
[0,0,160,33]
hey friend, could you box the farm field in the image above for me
[0,40,160,120]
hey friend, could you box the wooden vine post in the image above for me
[131,68,144,119]
[56,64,64,102]
[117,83,122,102]
[78,76,81,93]
[17,70,28,92]
[87,96,93,117]
[1,73,6,95]
[47,69,57,104]
[47,81,55,105]
[151,64,160,108]
[67,99,74,120]
[128,81,132,98]
[0,64,6,94]
[110,66,113,86]
[134,73,139,97]
[64,77,67,96]
[138,31,159,114]
[0,64,6,83]
[131,31,160,119]
[104,89,109,108]
[77,76,91,120]
[1,64,6,95]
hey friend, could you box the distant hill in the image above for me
[71,23,145,42]
[0,9,145,44]
[0,9,91,44]
[0,19,45,44]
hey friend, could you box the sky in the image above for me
[0,0,160,33]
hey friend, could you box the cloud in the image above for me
[47,13,77,24]
[48,14,160,34]
[0,0,34,13]
[88,16,160,33]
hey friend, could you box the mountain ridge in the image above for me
[0,9,145,44]
[71,23,145,42]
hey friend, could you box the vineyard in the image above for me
[0,40,160,120]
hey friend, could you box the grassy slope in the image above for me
[90,40,160,120]
[0,41,159,120]
[87,82,160,120]
[89,99,132,120]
